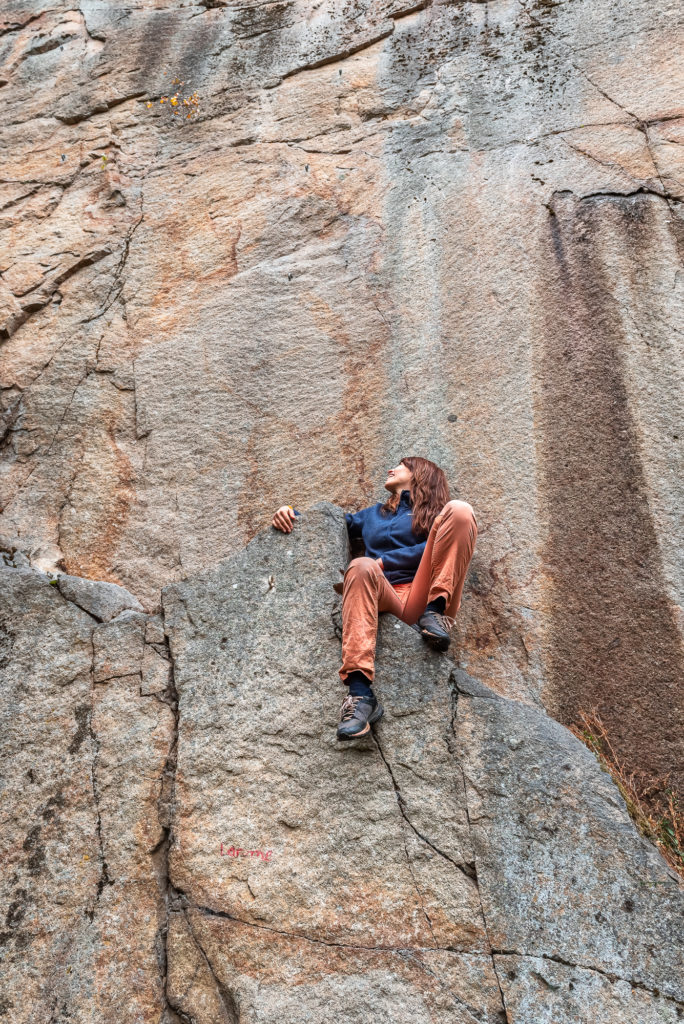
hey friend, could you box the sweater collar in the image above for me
[398,489,412,507]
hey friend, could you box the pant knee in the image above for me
[442,499,475,521]
[437,500,477,533]
[345,556,380,579]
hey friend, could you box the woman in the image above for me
[272,456,478,741]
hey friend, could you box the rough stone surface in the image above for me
[457,677,684,997]
[495,956,684,1024]
[2,506,683,1020]
[92,608,147,683]
[1,0,682,790]
[57,572,143,622]
[0,565,175,1023]
[158,507,684,1021]
[163,504,485,956]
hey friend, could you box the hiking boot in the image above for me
[417,610,455,652]
[336,693,384,741]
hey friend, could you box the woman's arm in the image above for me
[274,504,369,537]
[344,508,367,539]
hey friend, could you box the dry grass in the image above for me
[570,709,684,879]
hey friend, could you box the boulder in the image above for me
[159,505,684,1022]
[57,573,144,623]
[2,504,683,1020]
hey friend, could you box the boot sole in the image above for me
[420,629,450,652]
[337,703,384,741]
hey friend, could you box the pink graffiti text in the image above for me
[220,843,273,861]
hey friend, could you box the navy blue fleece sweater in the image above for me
[344,490,426,583]
[290,491,426,584]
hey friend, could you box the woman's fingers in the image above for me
[273,512,288,532]
[273,506,296,532]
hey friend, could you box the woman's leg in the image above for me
[338,502,477,682]
[339,557,405,683]
[399,500,478,626]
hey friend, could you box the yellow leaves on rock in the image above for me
[146,74,201,124]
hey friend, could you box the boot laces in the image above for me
[340,694,364,721]
[428,611,456,631]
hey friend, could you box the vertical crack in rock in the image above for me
[160,905,195,1024]
[398,949,497,1024]
[151,630,240,1022]
[84,634,114,922]
[159,917,196,1024]
[148,629,181,1023]
[44,358,93,460]
[371,728,477,881]
[391,798,438,944]
[56,451,86,569]
[94,201,145,322]
[402,831,438,945]
[183,911,240,1024]
[447,674,511,1024]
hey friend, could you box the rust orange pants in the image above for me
[339,500,478,683]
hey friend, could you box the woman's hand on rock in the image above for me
[272,505,297,533]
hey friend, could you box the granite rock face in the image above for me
[0,557,176,1022]
[3,508,681,1022]
[1,0,683,788]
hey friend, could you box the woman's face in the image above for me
[384,461,413,494]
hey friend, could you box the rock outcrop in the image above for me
[1,0,683,789]
[0,552,176,1020]
[2,507,682,1022]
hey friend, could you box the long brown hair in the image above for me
[381,456,450,536]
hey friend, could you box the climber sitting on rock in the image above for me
[271,456,478,742]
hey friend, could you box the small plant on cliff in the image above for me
[571,709,684,879]
[146,72,200,121]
